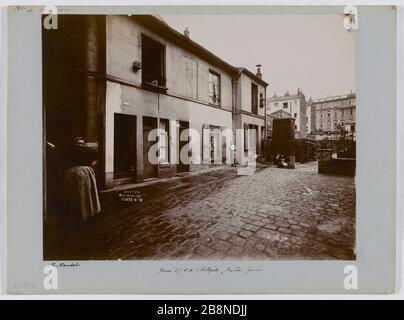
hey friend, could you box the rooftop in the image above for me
[133,15,268,86]
[237,68,269,87]
[266,89,305,102]
[313,92,356,103]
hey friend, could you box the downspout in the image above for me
[264,84,268,158]
[232,69,242,150]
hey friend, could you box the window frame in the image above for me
[251,83,258,114]
[208,70,221,107]
[141,34,167,89]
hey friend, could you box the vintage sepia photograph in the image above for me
[43,14,356,261]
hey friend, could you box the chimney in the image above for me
[184,27,190,38]
[256,64,262,79]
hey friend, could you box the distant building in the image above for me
[306,97,316,136]
[266,88,307,139]
[313,92,356,140]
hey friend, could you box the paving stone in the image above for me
[255,243,266,251]
[195,245,214,256]
[212,240,232,252]
[238,230,253,239]
[213,230,232,241]
[228,235,247,246]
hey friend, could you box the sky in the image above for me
[161,15,356,100]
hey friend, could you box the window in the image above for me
[320,113,323,118]
[251,83,258,114]
[209,71,221,106]
[334,111,337,118]
[283,102,288,109]
[259,93,264,108]
[275,102,278,108]
[334,121,337,128]
[350,108,353,115]
[159,119,170,164]
[342,110,344,116]
[327,112,330,118]
[294,113,297,119]
[349,101,352,106]
[142,35,166,88]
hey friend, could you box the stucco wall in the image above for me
[238,73,266,117]
[106,15,233,111]
[105,80,233,183]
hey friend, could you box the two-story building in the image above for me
[234,67,267,164]
[43,15,268,190]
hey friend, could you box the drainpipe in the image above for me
[232,69,242,156]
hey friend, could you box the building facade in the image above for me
[234,68,267,164]
[313,92,356,140]
[43,15,268,190]
[306,97,316,136]
[266,89,307,139]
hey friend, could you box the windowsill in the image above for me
[208,103,221,108]
[142,81,168,92]
[159,163,171,168]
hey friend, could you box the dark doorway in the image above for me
[178,121,190,173]
[143,117,158,180]
[114,114,137,179]
[261,126,265,156]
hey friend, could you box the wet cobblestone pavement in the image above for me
[45,162,356,260]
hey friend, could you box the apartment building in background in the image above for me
[313,92,356,140]
[266,88,307,139]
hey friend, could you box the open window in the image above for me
[208,70,221,106]
[141,34,166,90]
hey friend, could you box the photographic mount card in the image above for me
[6,5,396,294]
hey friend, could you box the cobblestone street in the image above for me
[46,161,356,260]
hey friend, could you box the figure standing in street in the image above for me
[63,137,101,226]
